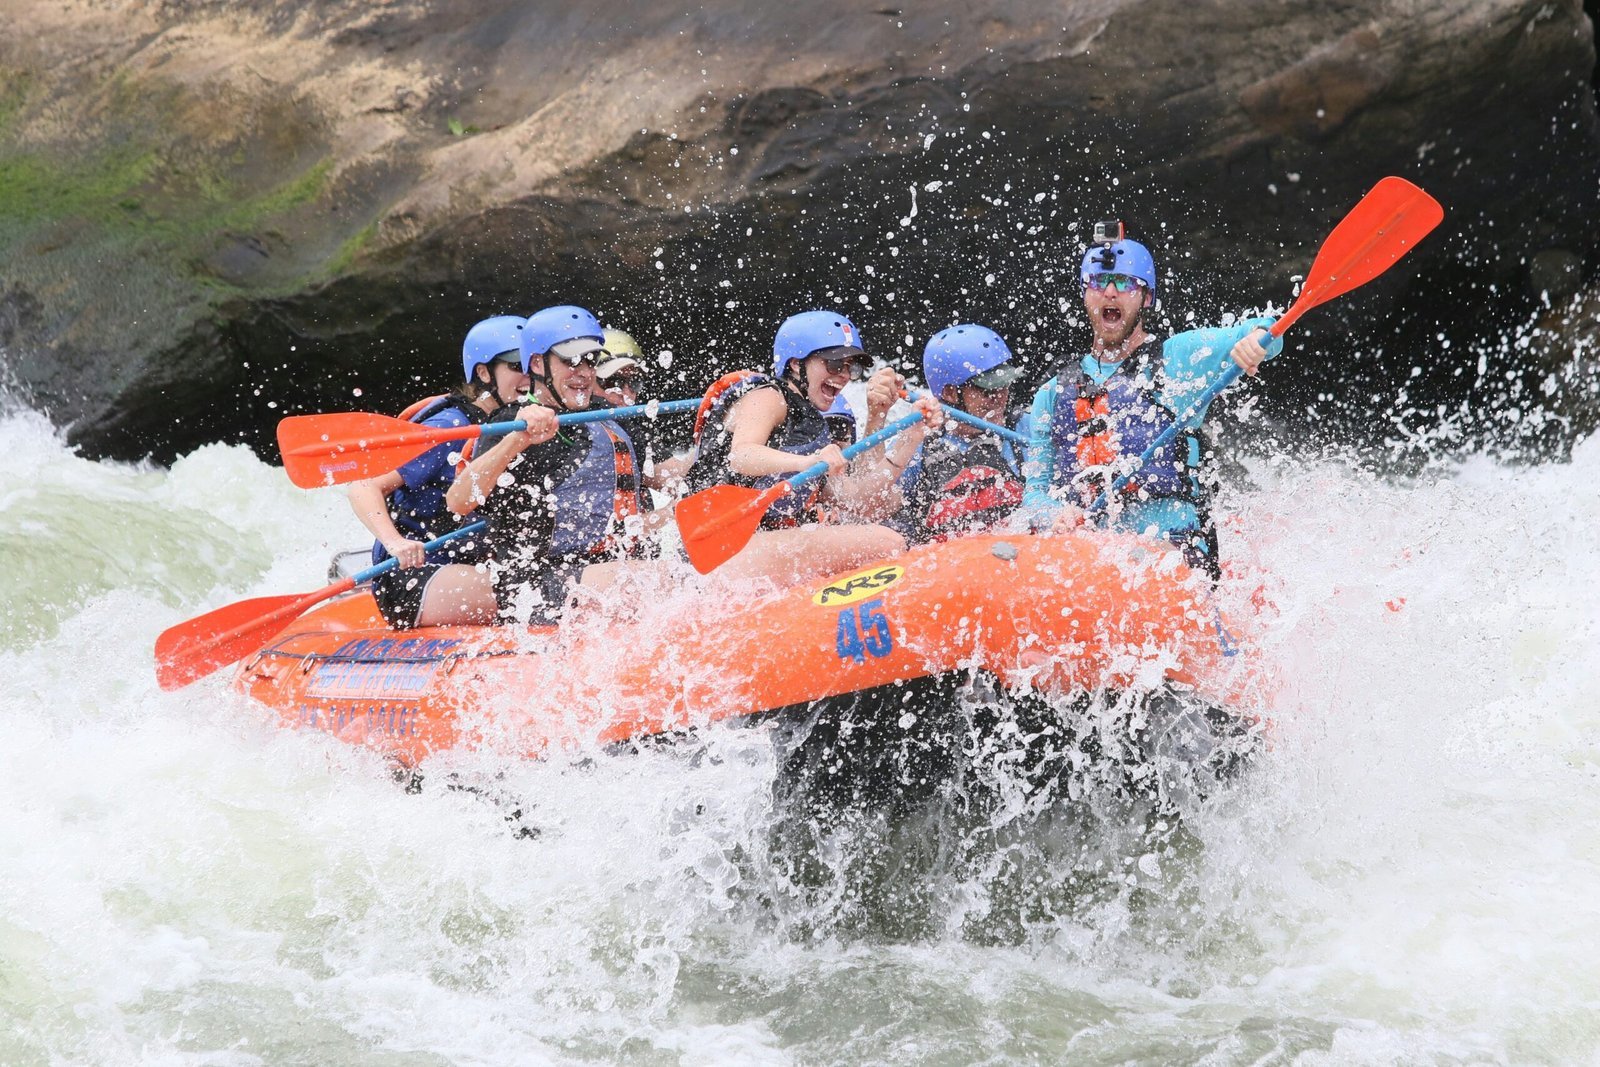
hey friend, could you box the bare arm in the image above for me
[641,452,693,496]
[348,470,427,568]
[724,388,827,478]
[445,405,559,516]
[826,392,941,521]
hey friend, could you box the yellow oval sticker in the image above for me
[811,564,905,607]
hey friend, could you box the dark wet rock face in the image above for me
[1,0,1596,463]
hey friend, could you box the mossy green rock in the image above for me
[1,0,1596,461]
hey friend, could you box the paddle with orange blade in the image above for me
[278,398,701,489]
[153,522,487,690]
[1086,175,1444,516]
[677,409,930,574]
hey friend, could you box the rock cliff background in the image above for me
[1,0,1596,462]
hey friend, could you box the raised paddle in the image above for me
[1085,175,1443,517]
[278,398,702,489]
[676,409,931,574]
[154,522,488,690]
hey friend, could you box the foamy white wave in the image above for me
[0,415,369,649]
[1,405,1597,1064]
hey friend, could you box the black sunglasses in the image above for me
[550,348,606,368]
[817,354,872,381]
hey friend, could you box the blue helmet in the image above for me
[822,392,857,444]
[773,310,866,378]
[461,315,527,381]
[1080,239,1157,296]
[923,324,1021,396]
[521,305,604,369]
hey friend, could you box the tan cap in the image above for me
[596,355,643,380]
[602,328,643,359]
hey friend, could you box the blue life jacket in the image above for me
[1044,339,1206,509]
[549,418,640,559]
[689,373,833,527]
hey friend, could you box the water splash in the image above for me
[1,410,1596,1063]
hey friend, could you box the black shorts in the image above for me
[371,564,448,629]
[489,557,588,626]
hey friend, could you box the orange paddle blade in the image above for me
[1273,176,1444,336]
[154,581,354,690]
[676,483,789,574]
[278,412,477,489]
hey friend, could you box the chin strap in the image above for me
[535,357,573,414]
[475,361,514,411]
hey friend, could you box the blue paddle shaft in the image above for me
[783,409,929,492]
[477,397,700,438]
[352,521,488,584]
[906,388,1028,446]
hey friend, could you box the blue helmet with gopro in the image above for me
[1079,219,1157,297]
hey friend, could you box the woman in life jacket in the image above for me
[1020,227,1281,579]
[446,305,647,625]
[347,314,526,629]
[686,310,941,585]
[901,323,1026,544]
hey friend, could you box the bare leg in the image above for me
[564,524,902,611]
[414,564,499,626]
[712,524,906,585]
[576,558,666,591]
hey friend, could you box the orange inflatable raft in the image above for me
[234,531,1258,769]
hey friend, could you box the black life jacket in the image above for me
[909,434,1023,543]
[687,372,832,528]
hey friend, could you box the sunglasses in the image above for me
[816,354,873,381]
[604,373,643,387]
[493,353,525,370]
[550,349,605,368]
[1084,273,1147,294]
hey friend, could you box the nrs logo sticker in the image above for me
[812,564,904,607]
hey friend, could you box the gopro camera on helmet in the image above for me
[1092,219,1125,245]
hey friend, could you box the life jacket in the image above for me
[688,371,830,528]
[912,434,1023,543]
[693,371,760,444]
[394,394,484,474]
[1044,340,1207,510]
[539,416,643,561]
[586,420,644,558]
[471,400,644,604]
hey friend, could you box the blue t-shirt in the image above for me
[371,404,476,566]
[1021,318,1281,538]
